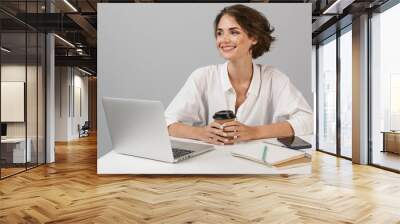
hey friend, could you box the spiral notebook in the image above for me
[231,142,311,169]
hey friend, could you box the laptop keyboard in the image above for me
[171,140,212,151]
[172,148,193,158]
[170,140,213,159]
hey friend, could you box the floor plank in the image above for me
[1,134,400,223]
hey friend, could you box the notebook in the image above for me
[231,142,311,169]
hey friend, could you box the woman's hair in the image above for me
[214,4,275,59]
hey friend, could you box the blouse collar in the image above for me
[220,61,261,97]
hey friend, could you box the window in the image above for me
[318,36,337,155]
[339,27,352,158]
[390,74,400,130]
[370,2,400,171]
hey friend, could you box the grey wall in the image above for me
[98,3,312,158]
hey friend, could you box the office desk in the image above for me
[98,136,314,175]
[1,138,32,164]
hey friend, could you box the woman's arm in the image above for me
[168,122,230,145]
[253,121,294,139]
[168,122,204,140]
[221,120,294,143]
[270,70,314,136]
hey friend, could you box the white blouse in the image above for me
[165,61,313,136]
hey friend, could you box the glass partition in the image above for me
[339,27,352,158]
[26,0,44,169]
[0,31,28,177]
[27,31,38,169]
[317,35,337,155]
[0,1,46,179]
[370,2,400,171]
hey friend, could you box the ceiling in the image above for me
[0,0,390,75]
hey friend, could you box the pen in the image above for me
[262,145,268,162]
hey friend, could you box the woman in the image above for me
[165,4,313,145]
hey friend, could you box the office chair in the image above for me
[79,121,90,138]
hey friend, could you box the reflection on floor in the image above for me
[0,167,25,177]
[0,163,39,178]
[373,150,400,171]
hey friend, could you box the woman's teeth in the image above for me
[222,46,235,51]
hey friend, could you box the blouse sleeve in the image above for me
[164,68,207,127]
[271,69,314,136]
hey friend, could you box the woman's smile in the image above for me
[220,45,237,52]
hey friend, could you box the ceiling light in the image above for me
[78,67,93,76]
[54,34,75,48]
[322,0,354,15]
[63,0,78,12]
[1,47,11,53]
[76,48,85,55]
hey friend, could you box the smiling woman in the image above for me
[165,4,313,146]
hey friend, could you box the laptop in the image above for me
[102,97,214,163]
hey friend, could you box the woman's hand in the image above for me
[221,120,259,143]
[198,122,231,145]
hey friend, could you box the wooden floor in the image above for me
[1,135,400,223]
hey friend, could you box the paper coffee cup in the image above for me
[213,110,236,144]
[212,110,236,125]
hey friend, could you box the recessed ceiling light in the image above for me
[1,47,11,53]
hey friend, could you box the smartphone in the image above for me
[277,136,312,150]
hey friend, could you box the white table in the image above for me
[1,138,32,163]
[98,136,314,175]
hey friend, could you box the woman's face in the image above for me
[216,15,257,61]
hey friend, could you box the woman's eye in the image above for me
[217,31,223,36]
[231,31,240,35]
